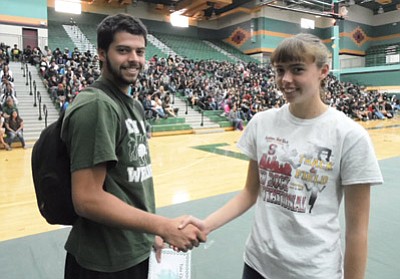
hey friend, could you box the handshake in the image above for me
[154,215,209,262]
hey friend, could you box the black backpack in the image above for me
[31,81,147,225]
[31,111,77,225]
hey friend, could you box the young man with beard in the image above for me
[61,14,205,279]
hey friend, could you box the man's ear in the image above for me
[97,48,106,62]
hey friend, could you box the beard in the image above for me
[105,55,143,87]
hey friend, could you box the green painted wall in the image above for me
[340,65,400,86]
[0,0,47,19]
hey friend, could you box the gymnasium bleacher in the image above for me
[47,20,76,52]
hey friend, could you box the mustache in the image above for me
[122,62,142,69]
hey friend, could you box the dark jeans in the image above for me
[242,263,265,279]
[64,253,149,279]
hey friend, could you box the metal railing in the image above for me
[43,104,48,128]
[33,80,37,106]
[37,91,42,120]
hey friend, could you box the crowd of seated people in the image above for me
[37,46,100,112]
[133,54,399,124]
[0,43,26,150]
[13,41,400,129]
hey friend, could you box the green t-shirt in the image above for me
[61,78,155,272]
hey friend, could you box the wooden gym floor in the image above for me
[0,115,399,278]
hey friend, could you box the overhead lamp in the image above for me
[169,4,176,12]
[210,9,217,19]
[340,6,348,16]
[377,6,384,14]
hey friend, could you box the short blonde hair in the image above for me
[271,33,330,100]
[271,33,330,68]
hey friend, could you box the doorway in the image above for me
[22,28,38,49]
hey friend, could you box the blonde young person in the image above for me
[180,33,383,279]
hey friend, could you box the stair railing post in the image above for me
[38,91,42,120]
[25,64,28,85]
[33,80,37,106]
[29,72,32,95]
[43,104,48,128]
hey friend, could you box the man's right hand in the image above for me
[160,215,207,252]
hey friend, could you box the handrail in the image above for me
[37,91,42,120]
[43,104,48,128]
[25,64,28,85]
[33,80,37,107]
[29,71,32,96]
[185,99,204,126]
[198,107,204,127]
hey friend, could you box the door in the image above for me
[22,28,38,49]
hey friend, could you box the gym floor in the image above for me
[1,116,399,279]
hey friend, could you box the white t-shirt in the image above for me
[237,104,383,279]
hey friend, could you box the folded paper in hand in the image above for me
[148,248,191,279]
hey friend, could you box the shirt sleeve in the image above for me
[237,113,259,161]
[340,126,383,186]
[63,99,120,172]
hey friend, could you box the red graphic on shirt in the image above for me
[259,154,306,213]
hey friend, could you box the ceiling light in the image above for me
[169,4,176,12]
[340,6,348,16]
[377,6,384,14]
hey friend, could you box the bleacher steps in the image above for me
[7,62,60,143]
[170,96,222,130]
[147,34,177,57]
[62,24,96,54]
[203,40,243,63]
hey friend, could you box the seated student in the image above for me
[39,56,49,77]
[0,64,13,82]
[370,101,386,120]
[393,97,400,112]
[228,103,244,131]
[0,113,11,150]
[0,48,7,66]
[5,109,25,149]
[162,93,178,117]
[22,45,32,63]
[379,101,393,119]
[153,93,167,119]
[198,95,217,111]
[11,44,21,62]
[1,96,18,120]
[0,79,17,105]
[142,93,157,120]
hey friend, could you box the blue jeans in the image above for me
[242,263,265,279]
[6,130,25,147]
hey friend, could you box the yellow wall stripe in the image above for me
[0,14,47,27]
